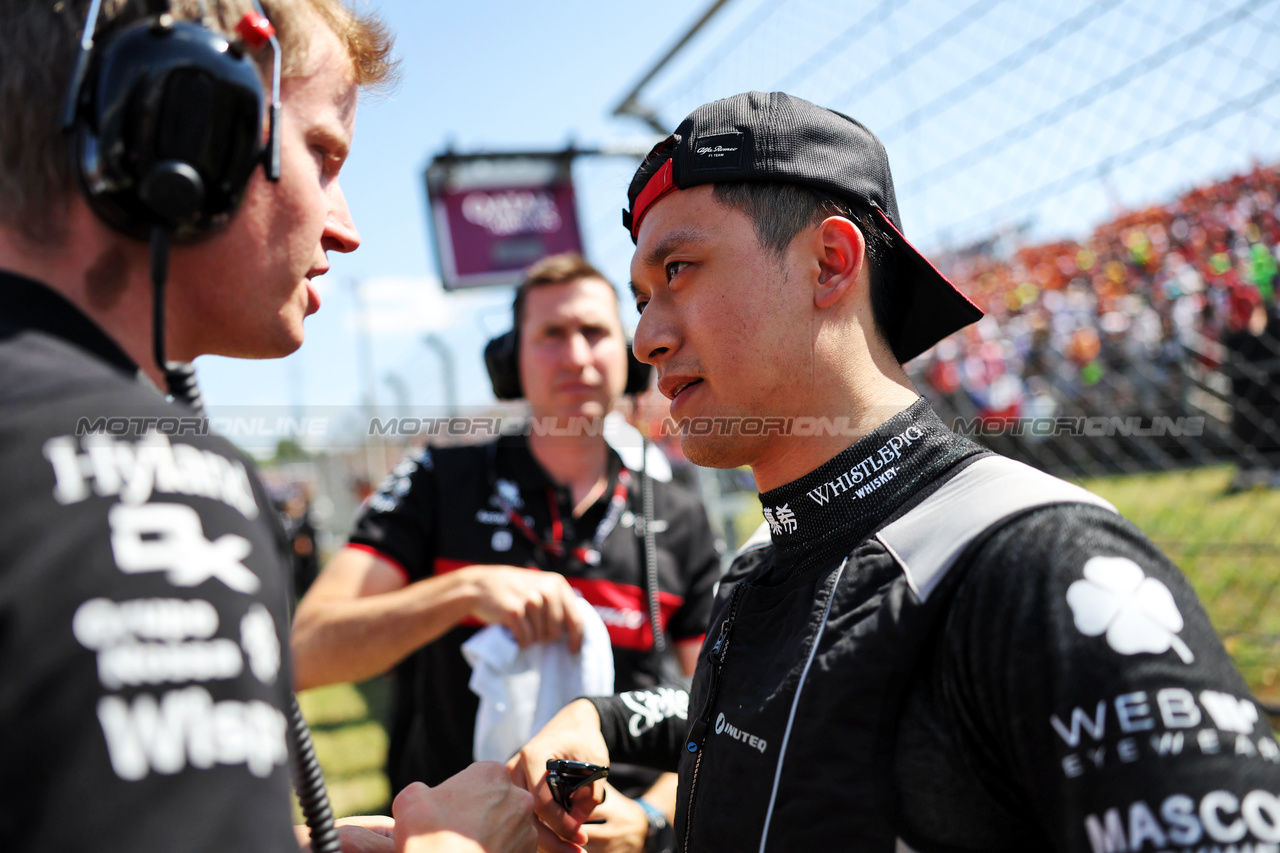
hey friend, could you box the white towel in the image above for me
[604,411,673,482]
[461,595,615,763]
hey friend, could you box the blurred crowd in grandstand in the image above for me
[915,163,1280,484]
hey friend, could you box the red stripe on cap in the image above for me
[629,158,677,240]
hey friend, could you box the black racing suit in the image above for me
[348,434,722,795]
[0,272,298,852]
[590,400,1280,852]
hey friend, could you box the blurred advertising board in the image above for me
[424,151,584,290]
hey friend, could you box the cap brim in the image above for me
[874,209,983,363]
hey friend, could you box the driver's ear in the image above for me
[812,216,866,310]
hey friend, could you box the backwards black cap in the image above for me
[623,91,982,363]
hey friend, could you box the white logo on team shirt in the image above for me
[1084,790,1280,852]
[1066,556,1194,664]
[96,685,287,781]
[763,507,781,535]
[620,687,688,738]
[714,712,768,753]
[495,478,522,509]
[621,511,667,533]
[109,503,259,594]
[595,604,645,631]
[366,449,430,514]
[491,530,513,552]
[42,433,259,518]
[73,597,240,690]
[239,604,280,684]
[763,504,797,535]
[805,426,923,506]
[773,504,797,534]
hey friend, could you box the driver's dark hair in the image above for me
[711,182,906,360]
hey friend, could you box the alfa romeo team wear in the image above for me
[589,399,1280,852]
[623,91,982,363]
[348,434,721,794]
[0,272,297,852]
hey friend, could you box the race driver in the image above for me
[0,1,534,850]
[509,91,1280,853]
[292,252,721,853]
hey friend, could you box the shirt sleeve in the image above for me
[589,687,691,773]
[347,447,438,581]
[930,503,1280,852]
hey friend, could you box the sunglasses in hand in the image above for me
[546,759,609,820]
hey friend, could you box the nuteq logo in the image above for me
[1066,556,1194,664]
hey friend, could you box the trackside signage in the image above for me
[424,153,584,290]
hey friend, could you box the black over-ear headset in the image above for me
[63,0,282,416]
[484,325,652,400]
[63,0,281,242]
[61,5,340,852]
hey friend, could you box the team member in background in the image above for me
[293,253,722,853]
[511,91,1280,853]
[0,1,533,851]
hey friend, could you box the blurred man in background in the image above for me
[293,253,721,853]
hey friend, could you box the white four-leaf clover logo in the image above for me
[1065,556,1195,664]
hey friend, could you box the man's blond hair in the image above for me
[0,0,396,244]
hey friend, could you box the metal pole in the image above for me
[611,0,734,133]
[348,279,383,482]
[423,334,458,420]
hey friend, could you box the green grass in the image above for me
[1079,465,1280,700]
[296,682,391,819]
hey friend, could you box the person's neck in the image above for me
[748,357,921,494]
[527,430,610,515]
[0,208,163,386]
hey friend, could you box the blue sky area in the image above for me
[198,0,698,423]
[196,0,1280,442]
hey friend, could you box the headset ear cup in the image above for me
[73,18,266,241]
[484,330,523,400]
[624,339,652,396]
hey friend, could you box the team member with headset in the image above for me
[0,1,534,851]
[510,92,1280,852]
[292,252,721,853]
